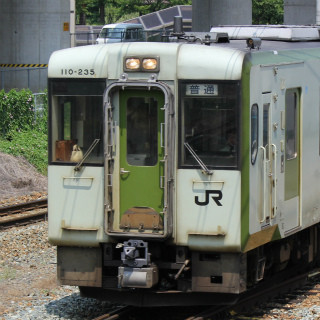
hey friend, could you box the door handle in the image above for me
[120,168,130,175]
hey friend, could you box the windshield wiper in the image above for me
[74,139,100,172]
[184,142,213,175]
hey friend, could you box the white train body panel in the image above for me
[177,44,245,80]
[176,169,241,251]
[48,166,107,246]
[49,42,245,81]
[248,51,320,240]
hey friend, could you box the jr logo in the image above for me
[195,190,223,206]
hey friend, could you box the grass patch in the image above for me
[0,89,48,176]
[0,131,48,176]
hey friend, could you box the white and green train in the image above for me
[48,25,320,306]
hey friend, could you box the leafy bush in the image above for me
[0,89,48,175]
[252,0,284,24]
[0,89,47,137]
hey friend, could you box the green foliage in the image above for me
[105,1,126,24]
[77,0,283,26]
[0,89,48,175]
[0,89,34,137]
[252,0,284,24]
[114,0,191,17]
[0,130,48,175]
[0,89,48,138]
[76,0,192,25]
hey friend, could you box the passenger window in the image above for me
[285,89,298,160]
[251,104,258,164]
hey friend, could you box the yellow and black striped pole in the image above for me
[0,64,48,68]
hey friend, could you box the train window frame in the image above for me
[48,78,106,167]
[178,80,241,170]
[251,104,259,165]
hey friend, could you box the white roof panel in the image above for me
[210,25,320,41]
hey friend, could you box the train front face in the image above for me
[48,42,246,305]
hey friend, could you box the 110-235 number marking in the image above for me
[61,68,95,76]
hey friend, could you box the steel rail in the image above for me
[0,198,48,229]
[92,306,134,320]
[0,198,47,217]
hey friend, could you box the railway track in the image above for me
[92,306,134,320]
[0,198,48,229]
[91,267,320,320]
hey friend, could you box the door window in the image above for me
[285,90,297,160]
[263,103,270,160]
[126,97,158,166]
[285,88,300,200]
[251,104,259,164]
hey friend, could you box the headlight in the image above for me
[124,57,159,72]
[125,58,141,70]
[142,58,158,70]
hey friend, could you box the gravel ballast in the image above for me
[0,221,117,320]
[2,221,320,319]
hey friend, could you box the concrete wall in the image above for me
[0,0,75,92]
[284,0,320,25]
[192,0,252,32]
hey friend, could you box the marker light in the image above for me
[246,37,261,50]
[142,58,158,70]
[125,58,140,70]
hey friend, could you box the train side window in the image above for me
[285,89,298,160]
[251,104,258,164]
[179,81,240,169]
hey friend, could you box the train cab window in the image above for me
[49,79,105,165]
[251,104,259,164]
[179,81,240,169]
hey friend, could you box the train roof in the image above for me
[210,25,320,41]
[215,38,320,52]
[194,25,320,51]
[48,26,320,80]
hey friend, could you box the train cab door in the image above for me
[116,89,166,234]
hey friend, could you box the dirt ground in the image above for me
[0,152,47,202]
